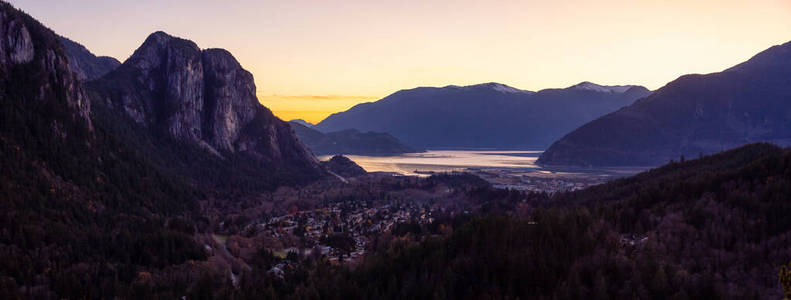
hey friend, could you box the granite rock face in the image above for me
[0,3,92,130]
[91,31,320,171]
[114,31,206,141]
[5,17,32,64]
[201,48,258,151]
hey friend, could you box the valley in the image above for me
[331,150,644,193]
[3,1,791,299]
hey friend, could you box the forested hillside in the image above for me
[0,3,206,298]
[197,144,791,299]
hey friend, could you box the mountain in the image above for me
[0,5,92,130]
[290,118,314,128]
[290,120,419,155]
[58,36,120,81]
[0,2,209,298]
[89,31,323,185]
[314,82,650,149]
[0,1,338,296]
[538,40,791,166]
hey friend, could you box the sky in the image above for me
[10,0,791,123]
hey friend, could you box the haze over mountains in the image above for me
[315,82,651,149]
[290,121,418,156]
[539,40,791,167]
[58,36,120,81]
[290,118,314,128]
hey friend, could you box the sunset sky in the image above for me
[10,0,791,123]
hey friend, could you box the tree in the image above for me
[779,261,791,300]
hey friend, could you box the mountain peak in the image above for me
[138,31,192,50]
[441,82,533,94]
[145,31,178,44]
[92,31,322,175]
[147,30,170,40]
[316,81,649,149]
[467,82,533,94]
[135,31,200,56]
[569,81,638,93]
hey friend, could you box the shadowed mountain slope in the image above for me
[539,40,791,167]
[290,120,419,155]
[315,82,650,149]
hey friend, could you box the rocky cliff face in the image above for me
[91,31,320,172]
[0,2,92,130]
[201,48,258,151]
[105,31,205,141]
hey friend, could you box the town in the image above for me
[253,196,445,267]
[223,167,632,269]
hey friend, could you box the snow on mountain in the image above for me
[448,82,535,94]
[570,81,637,93]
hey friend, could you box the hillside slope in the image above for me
[290,121,419,155]
[0,3,206,298]
[315,82,650,149]
[539,40,791,166]
[58,35,120,81]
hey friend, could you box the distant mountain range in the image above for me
[290,119,315,128]
[290,121,419,155]
[314,82,650,149]
[58,36,120,81]
[539,40,791,167]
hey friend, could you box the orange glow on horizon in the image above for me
[258,94,379,123]
[270,110,337,124]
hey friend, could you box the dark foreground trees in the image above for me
[194,143,791,299]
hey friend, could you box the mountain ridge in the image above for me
[58,35,120,81]
[538,39,791,167]
[315,81,651,149]
[290,120,419,156]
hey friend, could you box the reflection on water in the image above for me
[320,150,543,176]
